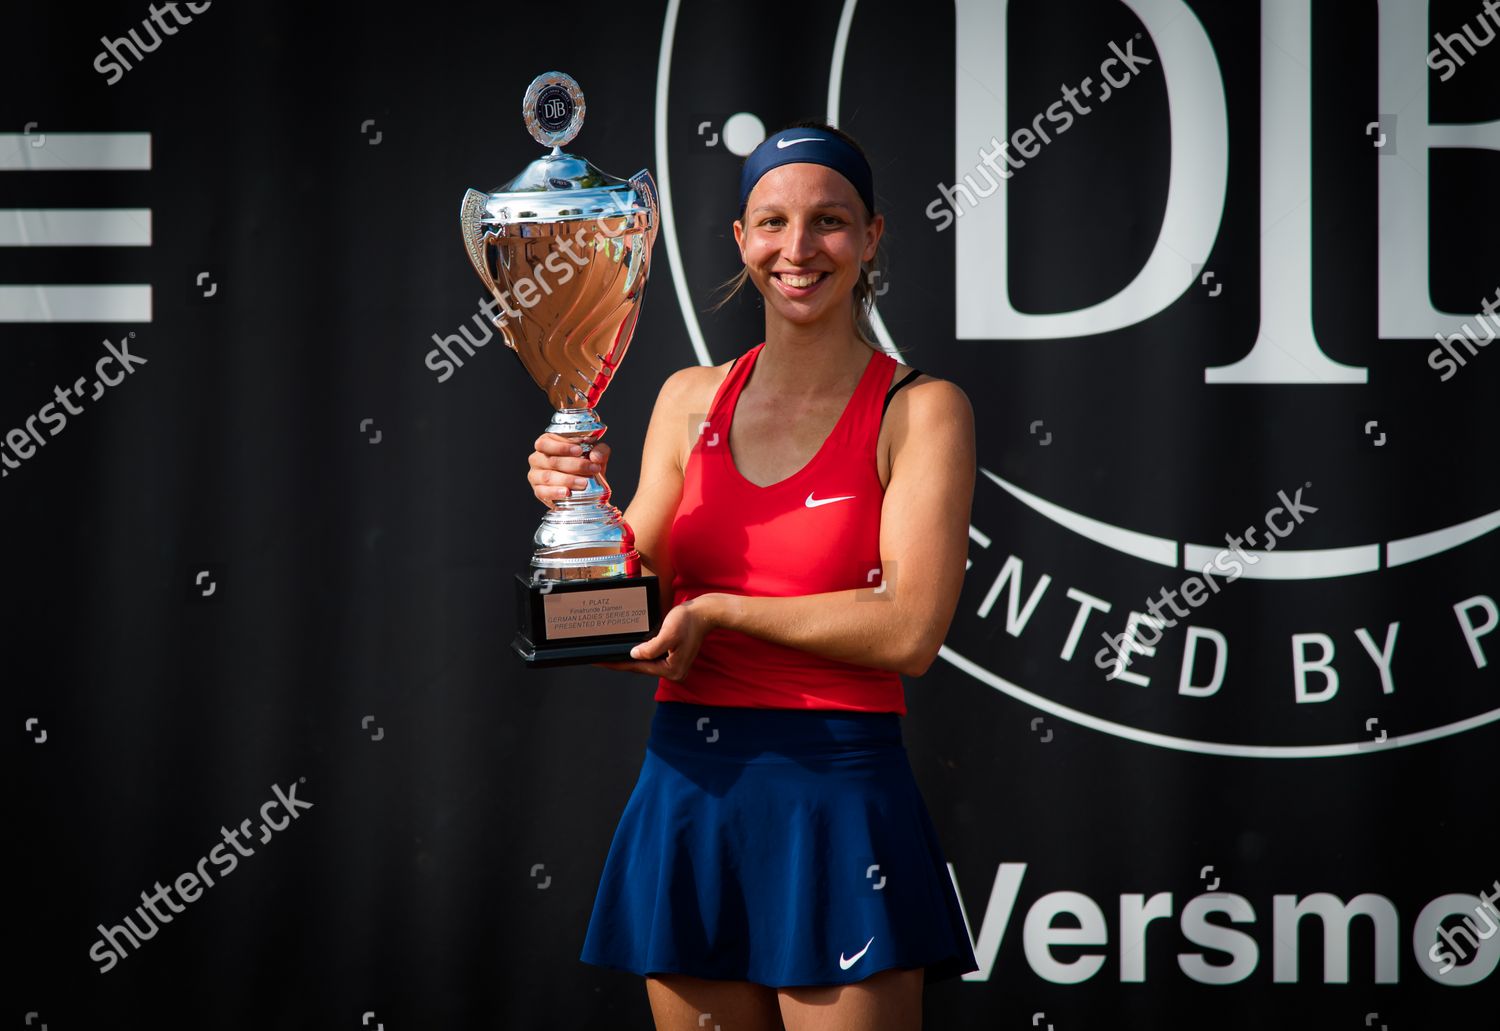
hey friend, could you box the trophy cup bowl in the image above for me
[460,72,663,667]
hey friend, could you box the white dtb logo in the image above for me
[953,0,1499,384]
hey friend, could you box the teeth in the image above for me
[779,273,822,288]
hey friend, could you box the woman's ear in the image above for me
[732,218,745,259]
[863,212,885,263]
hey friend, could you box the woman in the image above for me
[528,121,978,1030]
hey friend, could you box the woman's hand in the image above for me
[592,595,718,681]
[528,433,610,509]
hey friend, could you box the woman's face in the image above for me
[732,163,883,331]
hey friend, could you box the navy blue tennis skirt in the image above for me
[579,700,980,987]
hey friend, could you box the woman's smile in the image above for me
[771,269,830,298]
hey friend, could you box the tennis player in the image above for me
[528,120,978,1030]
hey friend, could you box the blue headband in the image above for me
[737,128,875,218]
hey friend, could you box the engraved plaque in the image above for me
[542,586,652,640]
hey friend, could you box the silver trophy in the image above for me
[460,71,661,666]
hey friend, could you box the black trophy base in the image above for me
[512,571,661,668]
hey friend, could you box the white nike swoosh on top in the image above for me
[839,936,875,970]
[776,137,822,148]
[806,492,857,508]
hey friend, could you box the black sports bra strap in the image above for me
[881,366,924,417]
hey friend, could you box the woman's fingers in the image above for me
[532,431,580,456]
[528,466,594,499]
[529,434,608,506]
[525,450,600,480]
[529,433,607,476]
[528,469,591,493]
[590,442,611,470]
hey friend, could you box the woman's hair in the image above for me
[709,119,891,352]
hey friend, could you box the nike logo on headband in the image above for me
[776,137,822,148]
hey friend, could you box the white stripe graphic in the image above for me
[1182,541,1380,580]
[941,644,1500,759]
[0,132,152,322]
[985,467,1499,578]
[0,209,152,247]
[0,286,152,323]
[1387,508,1500,567]
[655,0,712,367]
[0,133,151,171]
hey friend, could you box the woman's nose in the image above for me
[782,219,818,261]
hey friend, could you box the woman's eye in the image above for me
[756,215,842,228]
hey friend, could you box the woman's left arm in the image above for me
[614,378,976,680]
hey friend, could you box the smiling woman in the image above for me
[530,119,978,1031]
[709,121,890,353]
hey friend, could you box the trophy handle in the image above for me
[628,169,659,251]
[460,188,502,308]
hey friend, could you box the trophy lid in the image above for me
[475,72,656,226]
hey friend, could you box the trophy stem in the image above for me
[531,408,640,582]
[544,405,604,441]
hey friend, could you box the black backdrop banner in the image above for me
[6,1,1497,1027]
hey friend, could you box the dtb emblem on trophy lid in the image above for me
[522,71,585,149]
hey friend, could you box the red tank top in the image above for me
[654,341,907,714]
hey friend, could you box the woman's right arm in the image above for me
[528,366,704,617]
